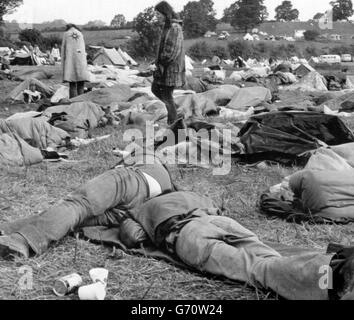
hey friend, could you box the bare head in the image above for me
[66,23,81,31]
[154,1,178,24]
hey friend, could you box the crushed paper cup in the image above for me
[89,268,109,287]
[78,282,106,301]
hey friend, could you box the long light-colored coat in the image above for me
[61,27,90,83]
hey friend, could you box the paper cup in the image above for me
[89,268,109,286]
[78,282,106,301]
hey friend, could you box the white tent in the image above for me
[309,56,320,64]
[294,30,306,39]
[92,48,127,66]
[118,48,138,66]
[0,47,11,56]
[243,33,254,41]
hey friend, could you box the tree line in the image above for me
[1,0,354,58]
[2,0,354,37]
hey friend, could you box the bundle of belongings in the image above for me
[235,112,354,165]
[87,65,150,87]
[0,114,70,167]
[283,72,328,92]
[320,91,354,113]
[260,142,354,224]
[8,78,55,103]
[10,45,55,66]
[0,55,11,79]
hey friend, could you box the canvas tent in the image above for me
[0,47,11,56]
[93,48,127,66]
[243,33,254,41]
[294,64,316,77]
[118,48,138,66]
[11,52,36,66]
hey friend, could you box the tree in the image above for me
[129,7,162,57]
[182,0,218,38]
[225,0,268,33]
[18,28,43,45]
[111,14,126,28]
[221,2,239,23]
[84,20,107,29]
[303,30,320,41]
[0,0,23,24]
[330,0,354,21]
[275,1,299,21]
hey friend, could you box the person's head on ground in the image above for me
[155,1,179,25]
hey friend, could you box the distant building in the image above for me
[341,54,352,62]
[204,31,217,38]
[294,30,306,39]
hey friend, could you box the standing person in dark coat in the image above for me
[152,1,186,125]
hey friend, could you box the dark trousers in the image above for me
[69,81,85,98]
[152,81,177,125]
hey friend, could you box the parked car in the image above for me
[341,54,352,62]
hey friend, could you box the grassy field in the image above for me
[7,21,354,56]
[0,65,354,300]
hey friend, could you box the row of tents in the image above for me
[2,45,139,68]
[90,46,138,67]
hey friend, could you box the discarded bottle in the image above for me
[53,273,83,297]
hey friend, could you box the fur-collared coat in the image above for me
[154,20,186,88]
[61,27,90,83]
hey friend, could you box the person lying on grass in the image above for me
[0,152,175,258]
[119,191,354,300]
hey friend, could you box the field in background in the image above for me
[7,21,354,56]
[10,29,135,48]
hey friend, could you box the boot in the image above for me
[0,234,30,259]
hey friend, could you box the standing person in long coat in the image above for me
[61,24,90,98]
[152,1,186,125]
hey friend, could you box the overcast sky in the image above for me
[5,0,335,24]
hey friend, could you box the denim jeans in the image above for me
[175,212,332,300]
[0,168,149,254]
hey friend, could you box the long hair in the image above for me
[155,1,179,26]
[66,23,81,32]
